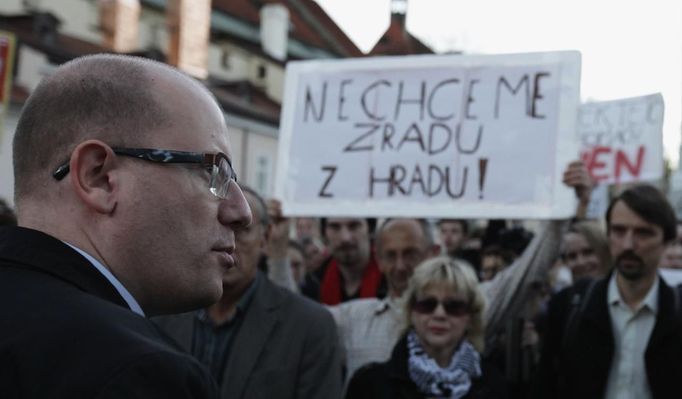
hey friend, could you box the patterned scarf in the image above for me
[407,330,482,399]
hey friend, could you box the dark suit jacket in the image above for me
[537,274,682,399]
[156,273,343,399]
[0,226,218,398]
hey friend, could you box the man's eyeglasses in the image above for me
[412,297,470,317]
[52,147,238,199]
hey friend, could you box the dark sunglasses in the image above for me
[412,297,469,317]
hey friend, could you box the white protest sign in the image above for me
[578,94,664,185]
[275,52,581,218]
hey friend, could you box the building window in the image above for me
[258,64,266,79]
[256,155,270,196]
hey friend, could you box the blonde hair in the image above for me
[403,256,486,352]
[565,221,611,276]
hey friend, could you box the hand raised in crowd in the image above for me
[264,198,289,262]
[562,160,595,218]
[562,160,594,200]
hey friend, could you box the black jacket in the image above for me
[0,226,218,398]
[536,274,682,399]
[345,335,508,399]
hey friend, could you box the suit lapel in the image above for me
[220,277,281,398]
[568,277,614,393]
[581,277,613,336]
[647,278,680,353]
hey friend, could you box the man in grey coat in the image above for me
[156,186,342,399]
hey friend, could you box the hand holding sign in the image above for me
[562,160,595,219]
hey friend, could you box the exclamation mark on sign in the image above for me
[478,158,488,199]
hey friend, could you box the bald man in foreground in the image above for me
[0,55,252,397]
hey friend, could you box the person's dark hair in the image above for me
[436,219,469,235]
[496,226,533,257]
[239,185,269,227]
[13,54,201,201]
[288,239,305,256]
[319,217,376,239]
[480,245,514,265]
[0,199,17,226]
[299,235,324,250]
[605,184,676,243]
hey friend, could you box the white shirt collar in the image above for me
[373,295,403,315]
[65,243,145,317]
[608,272,659,314]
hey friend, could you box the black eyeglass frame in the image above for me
[52,147,238,198]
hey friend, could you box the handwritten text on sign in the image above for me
[578,94,664,184]
[276,53,581,218]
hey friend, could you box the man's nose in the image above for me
[432,302,448,317]
[339,227,353,242]
[576,252,587,264]
[394,255,407,271]
[218,183,252,229]
[621,231,635,250]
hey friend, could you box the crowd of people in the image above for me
[2,54,682,399]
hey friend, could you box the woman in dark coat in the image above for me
[346,256,507,399]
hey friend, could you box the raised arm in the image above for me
[264,198,299,293]
[562,160,595,220]
[482,160,593,349]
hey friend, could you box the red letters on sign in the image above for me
[581,145,646,183]
[581,146,610,182]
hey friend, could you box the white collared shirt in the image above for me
[327,296,405,385]
[605,273,658,399]
[65,243,145,317]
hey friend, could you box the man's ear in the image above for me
[68,140,119,214]
[428,243,441,257]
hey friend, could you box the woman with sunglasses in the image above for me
[345,256,507,399]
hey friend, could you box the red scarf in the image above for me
[320,255,382,305]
